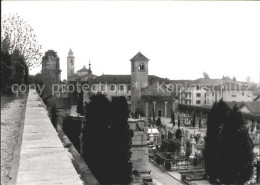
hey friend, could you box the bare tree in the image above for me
[1,14,42,69]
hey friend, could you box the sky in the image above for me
[2,1,260,83]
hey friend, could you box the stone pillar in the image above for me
[172,100,175,112]
[164,101,168,117]
[191,137,196,157]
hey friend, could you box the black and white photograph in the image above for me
[1,1,260,185]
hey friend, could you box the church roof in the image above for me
[92,75,164,84]
[141,95,173,101]
[77,66,89,72]
[242,102,260,115]
[225,101,244,109]
[130,52,149,61]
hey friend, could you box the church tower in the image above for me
[67,49,75,81]
[130,52,149,114]
[41,50,61,98]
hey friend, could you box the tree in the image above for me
[203,72,210,79]
[77,87,83,115]
[171,109,175,127]
[152,106,156,121]
[218,105,254,184]
[192,112,196,128]
[167,140,180,153]
[186,141,192,158]
[198,117,202,129]
[156,118,162,127]
[177,115,181,128]
[175,128,182,140]
[107,96,133,184]
[1,43,12,93]
[232,76,237,82]
[62,116,82,152]
[204,100,230,183]
[82,94,133,184]
[11,49,28,85]
[1,39,28,93]
[1,14,42,69]
[82,92,111,183]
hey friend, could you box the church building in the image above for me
[77,51,177,118]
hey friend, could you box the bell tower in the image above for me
[67,48,75,81]
[130,52,149,114]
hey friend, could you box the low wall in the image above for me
[15,90,84,184]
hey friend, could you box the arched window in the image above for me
[138,64,145,71]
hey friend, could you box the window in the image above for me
[110,85,115,91]
[231,92,236,97]
[101,85,105,91]
[206,99,209,104]
[196,86,200,90]
[242,92,244,96]
[204,100,206,104]
[247,92,251,97]
[127,85,131,91]
[120,85,124,91]
[212,92,214,96]
[196,93,201,97]
[127,96,131,101]
[205,93,207,97]
[196,100,201,105]
[138,64,145,71]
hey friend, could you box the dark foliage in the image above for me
[1,47,28,94]
[171,109,175,127]
[167,140,181,153]
[175,128,182,140]
[218,106,254,184]
[186,141,192,158]
[82,93,111,182]
[156,118,162,127]
[168,131,173,140]
[82,93,133,184]
[77,88,84,115]
[62,116,82,153]
[177,115,181,128]
[1,50,12,94]
[192,112,196,128]
[152,106,156,121]
[204,100,254,184]
[204,100,230,183]
[107,96,133,184]
[50,105,57,129]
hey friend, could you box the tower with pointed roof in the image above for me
[130,52,149,113]
[67,49,75,81]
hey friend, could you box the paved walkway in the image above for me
[16,90,83,185]
[149,161,184,185]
